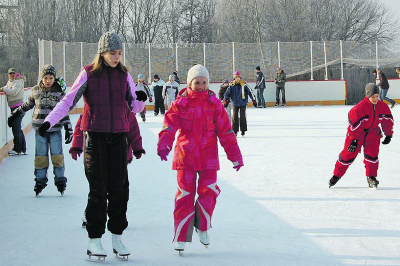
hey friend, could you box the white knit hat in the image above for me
[186,64,209,86]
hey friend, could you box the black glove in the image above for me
[7,108,22,127]
[133,149,146,159]
[222,100,229,108]
[64,124,73,144]
[382,135,392,145]
[252,100,257,107]
[135,90,148,102]
[348,139,358,152]
[38,121,51,137]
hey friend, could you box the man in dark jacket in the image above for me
[274,67,287,107]
[377,66,397,108]
[219,79,232,124]
[255,66,266,108]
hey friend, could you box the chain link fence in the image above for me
[38,39,400,86]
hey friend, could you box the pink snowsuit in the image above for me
[334,97,394,178]
[158,87,243,242]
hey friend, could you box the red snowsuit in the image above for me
[158,88,243,242]
[334,97,394,178]
[70,112,145,163]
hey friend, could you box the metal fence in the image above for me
[38,39,400,86]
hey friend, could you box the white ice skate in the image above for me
[196,229,210,247]
[87,238,107,262]
[174,241,186,253]
[112,234,130,260]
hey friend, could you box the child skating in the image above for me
[157,64,243,253]
[329,83,394,188]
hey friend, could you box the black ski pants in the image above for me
[232,105,247,134]
[153,88,165,115]
[84,131,129,238]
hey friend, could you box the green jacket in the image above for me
[274,72,286,88]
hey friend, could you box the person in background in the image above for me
[223,71,257,137]
[173,71,180,84]
[372,69,377,84]
[151,74,166,116]
[0,68,27,155]
[157,64,243,253]
[136,74,152,122]
[8,65,72,195]
[163,75,179,109]
[377,66,397,108]
[396,67,400,78]
[329,83,394,189]
[255,66,266,108]
[37,32,146,260]
[218,79,232,124]
[274,67,287,107]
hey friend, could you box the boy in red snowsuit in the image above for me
[157,64,243,252]
[330,83,394,188]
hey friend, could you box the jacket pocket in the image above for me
[180,113,194,131]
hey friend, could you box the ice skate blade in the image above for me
[113,249,129,260]
[86,251,106,262]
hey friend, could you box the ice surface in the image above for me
[1,105,400,265]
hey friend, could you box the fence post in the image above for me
[38,39,42,73]
[203,42,206,68]
[148,43,151,84]
[80,42,83,69]
[375,41,379,68]
[63,41,66,81]
[50,41,53,65]
[232,42,235,75]
[277,41,281,68]
[340,40,344,80]
[175,43,178,72]
[310,41,314,80]
[323,41,328,80]
[123,43,126,65]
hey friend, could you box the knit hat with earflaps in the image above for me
[40,65,56,79]
[97,32,123,54]
[365,83,379,98]
[186,64,209,86]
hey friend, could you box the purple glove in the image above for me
[159,149,169,161]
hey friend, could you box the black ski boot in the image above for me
[34,184,45,196]
[329,175,341,188]
[367,176,379,188]
[56,183,67,195]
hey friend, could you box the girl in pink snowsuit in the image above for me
[157,65,244,252]
[330,83,394,188]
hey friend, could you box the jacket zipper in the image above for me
[108,68,113,132]
[364,104,376,142]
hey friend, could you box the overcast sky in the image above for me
[378,0,400,47]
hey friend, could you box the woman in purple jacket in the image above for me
[38,32,146,261]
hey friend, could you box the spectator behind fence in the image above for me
[0,68,27,155]
[274,67,287,107]
[377,66,397,108]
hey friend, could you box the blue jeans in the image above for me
[276,87,286,105]
[257,88,265,107]
[379,89,395,105]
[34,131,67,186]
[11,111,26,153]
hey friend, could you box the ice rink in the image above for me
[1,105,400,266]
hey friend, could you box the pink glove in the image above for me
[71,151,81,161]
[159,149,169,161]
[69,147,82,161]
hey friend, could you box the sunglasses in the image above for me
[8,72,15,75]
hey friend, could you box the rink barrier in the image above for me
[1,88,33,162]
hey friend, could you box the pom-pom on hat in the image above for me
[97,32,123,54]
[186,64,209,86]
[365,83,379,98]
[40,65,56,79]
